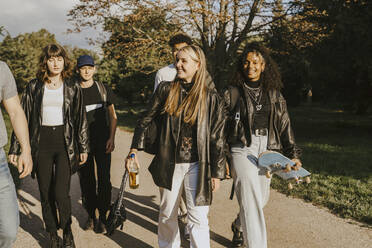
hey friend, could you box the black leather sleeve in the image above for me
[278,95,302,159]
[130,82,168,150]
[75,84,89,153]
[209,91,227,179]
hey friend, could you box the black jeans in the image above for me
[36,126,71,232]
[78,143,112,219]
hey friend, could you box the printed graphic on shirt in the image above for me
[85,103,103,112]
[180,137,193,161]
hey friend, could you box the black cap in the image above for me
[77,55,95,68]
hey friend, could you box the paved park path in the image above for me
[13,130,371,247]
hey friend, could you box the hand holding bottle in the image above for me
[125,149,140,189]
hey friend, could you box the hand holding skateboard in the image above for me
[258,151,311,190]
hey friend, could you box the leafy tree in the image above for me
[101,5,180,75]
[265,0,327,105]
[0,26,6,36]
[270,0,372,111]
[68,0,303,89]
[0,29,56,90]
[308,0,372,113]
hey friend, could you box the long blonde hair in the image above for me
[164,45,207,125]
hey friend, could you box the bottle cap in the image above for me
[130,153,135,158]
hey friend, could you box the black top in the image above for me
[81,82,114,144]
[176,82,198,163]
[243,80,270,131]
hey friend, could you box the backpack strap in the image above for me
[95,81,107,105]
[230,86,240,111]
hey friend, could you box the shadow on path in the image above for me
[105,230,153,248]
[17,173,232,247]
[18,195,49,248]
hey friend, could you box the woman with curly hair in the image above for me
[224,43,302,248]
[9,43,89,248]
[127,45,226,248]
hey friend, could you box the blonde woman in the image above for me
[127,45,226,248]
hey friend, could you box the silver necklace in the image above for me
[244,84,263,111]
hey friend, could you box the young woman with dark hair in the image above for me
[224,43,302,248]
[128,45,226,248]
[9,43,89,248]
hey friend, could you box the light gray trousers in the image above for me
[231,135,270,248]
[158,162,210,248]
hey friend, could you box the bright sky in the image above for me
[0,0,99,51]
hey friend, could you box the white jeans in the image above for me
[231,135,270,248]
[158,162,210,248]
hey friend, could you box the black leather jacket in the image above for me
[131,80,226,206]
[223,85,301,159]
[9,78,89,174]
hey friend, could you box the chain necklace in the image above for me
[244,83,263,111]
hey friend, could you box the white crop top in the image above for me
[42,85,64,126]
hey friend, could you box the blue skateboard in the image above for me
[258,151,311,189]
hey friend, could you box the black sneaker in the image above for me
[231,223,244,247]
[63,226,75,248]
[94,219,105,234]
[49,231,60,248]
[83,217,96,231]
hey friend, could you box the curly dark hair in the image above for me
[168,33,192,48]
[36,43,72,83]
[232,42,283,91]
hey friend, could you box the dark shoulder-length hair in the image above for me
[36,43,72,83]
[232,42,283,91]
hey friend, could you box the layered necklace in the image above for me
[244,82,263,111]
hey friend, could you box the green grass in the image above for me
[116,101,147,132]
[271,104,372,226]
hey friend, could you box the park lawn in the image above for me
[271,105,372,226]
[116,102,372,226]
[116,102,147,133]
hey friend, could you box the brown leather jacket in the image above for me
[223,85,301,159]
[9,78,89,174]
[131,80,226,206]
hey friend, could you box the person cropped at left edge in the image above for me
[76,55,117,234]
[0,61,32,248]
[8,43,89,248]
[128,45,226,248]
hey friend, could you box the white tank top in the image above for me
[42,84,64,126]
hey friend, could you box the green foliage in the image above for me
[95,58,121,89]
[116,71,155,104]
[266,0,372,111]
[309,0,372,113]
[102,6,178,74]
[271,105,372,225]
[115,102,147,132]
[0,29,56,90]
[99,4,179,102]
[69,0,305,90]
[0,26,5,36]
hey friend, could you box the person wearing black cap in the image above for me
[76,55,117,233]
